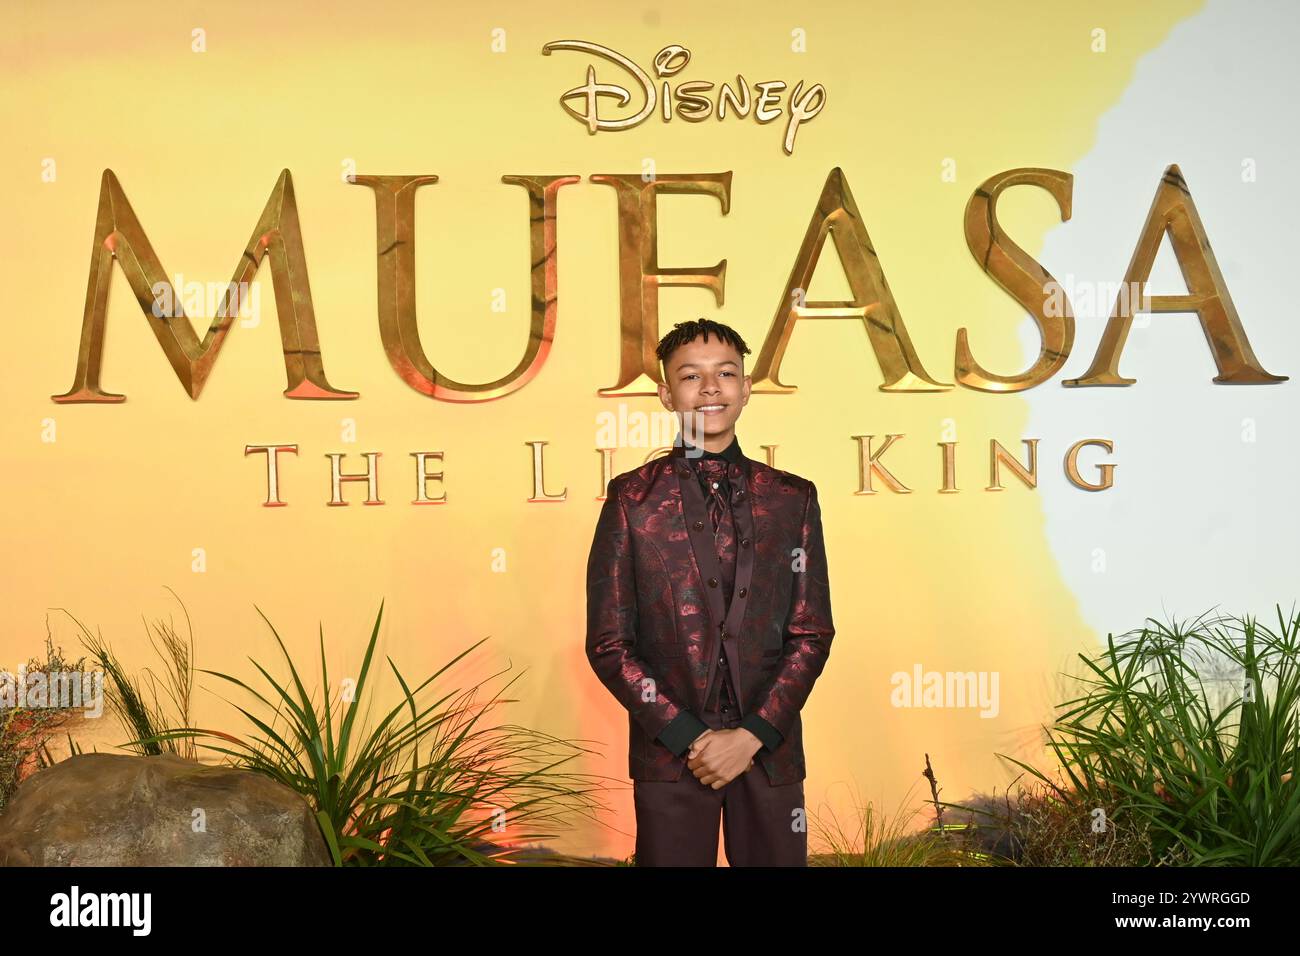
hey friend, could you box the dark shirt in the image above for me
[685,435,741,522]
[654,433,784,759]
[681,435,742,462]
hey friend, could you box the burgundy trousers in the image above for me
[633,704,807,867]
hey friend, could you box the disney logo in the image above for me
[542,40,826,156]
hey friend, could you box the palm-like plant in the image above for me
[148,600,603,866]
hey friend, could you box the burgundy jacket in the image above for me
[586,438,835,785]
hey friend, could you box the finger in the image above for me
[705,767,735,788]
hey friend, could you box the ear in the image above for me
[658,382,674,410]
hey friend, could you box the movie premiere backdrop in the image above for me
[3,0,1295,861]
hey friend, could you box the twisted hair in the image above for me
[655,318,751,371]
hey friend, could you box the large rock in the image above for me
[0,753,331,866]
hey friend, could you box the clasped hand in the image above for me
[686,728,761,789]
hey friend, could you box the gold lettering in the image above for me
[959,168,1075,391]
[1064,438,1116,491]
[853,434,911,494]
[410,452,447,504]
[244,443,298,506]
[352,174,578,401]
[1065,164,1287,386]
[527,440,566,501]
[938,442,958,493]
[752,168,948,394]
[327,452,383,505]
[590,172,731,395]
[52,170,357,403]
[987,439,1038,491]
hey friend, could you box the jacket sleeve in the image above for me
[740,712,783,753]
[586,477,708,751]
[750,480,835,741]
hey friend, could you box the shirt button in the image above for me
[741,538,750,548]
[693,520,704,531]
[739,587,747,597]
[707,577,718,587]
[712,481,719,490]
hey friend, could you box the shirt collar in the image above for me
[671,433,743,464]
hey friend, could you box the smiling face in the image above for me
[658,335,752,453]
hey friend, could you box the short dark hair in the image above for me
[655,318,751,372]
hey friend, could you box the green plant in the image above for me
[147,599,604,866]
[59,584,197,760]
[1002,605,1300,866]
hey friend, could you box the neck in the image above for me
[686,429,734,455]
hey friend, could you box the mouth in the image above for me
[695,404,728,416]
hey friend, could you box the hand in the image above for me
[686,728,761,789]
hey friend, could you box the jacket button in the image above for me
[693,520,704,531]
[708,577,718,587]
[739,587,747,597]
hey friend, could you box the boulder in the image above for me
[0,753,331,866]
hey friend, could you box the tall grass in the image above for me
[1003,605,1300,866]
[810,779,987,866]
[57,584,196,761]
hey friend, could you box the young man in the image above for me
[585,317,836,866]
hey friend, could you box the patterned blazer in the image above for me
[586,440,835,785]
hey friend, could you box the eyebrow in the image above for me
[676,361,739,371]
